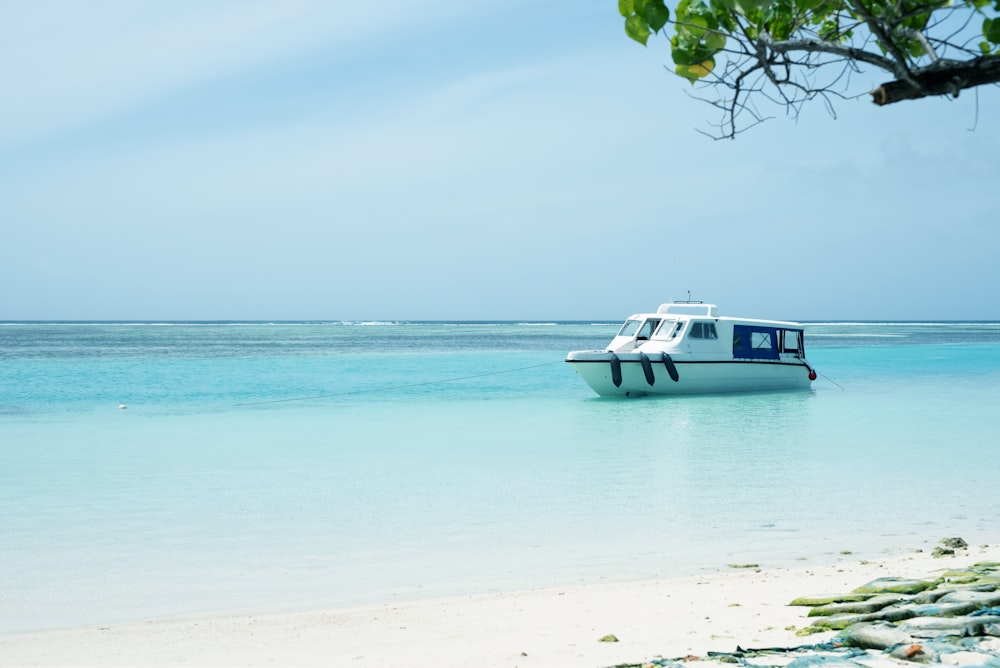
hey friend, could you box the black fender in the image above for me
[639,353,655,386]
[661,352,679,382]
[610,354,622,387]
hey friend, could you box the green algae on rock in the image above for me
[806,595,904,617]
[788,593,874,607]
[851,577,937,595]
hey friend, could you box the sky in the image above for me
[2,1,998,321]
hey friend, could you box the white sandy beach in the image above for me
[2,543,997,668]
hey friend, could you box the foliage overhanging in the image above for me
[620,0,1000,137]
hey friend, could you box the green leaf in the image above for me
[714,6,739,32]
[625,14,652,44]
[671,33,721,65]
[902,9,931,31]
[682,15,711,37]
[705,31,727,50]
[732,0,771,14]
[618,0,634,18]
[679,0,719,27]
[762,2,797,39]
[985,16,1000,44]
[818,18,837,40]
[645,1,671,31]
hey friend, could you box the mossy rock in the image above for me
[937,589,1000,607]
[916,582,999,604]
[913,588,951,604]
[807,595,903,617]
[940,537,968,549]
[803,614,864,631]
[901,613,1000,634]
[852,577,937,595]
[788,593,874,607]
[940,569,986,583]
[808,605,925,631]
[897,599,1000,621]
[837,621,917,650]
[598,634,619,643]
[972,562,1000,571]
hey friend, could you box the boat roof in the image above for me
[623,302,803,328]
[657,302,718,317]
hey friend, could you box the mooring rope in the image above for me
[817,369,846,390]
[233,360,565,407]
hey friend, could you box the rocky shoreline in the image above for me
[613,539,1000,668]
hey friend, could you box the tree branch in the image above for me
[870,55,1000,104]
[848,0,919,85]
[904,28,938,63]
[759,33,899,73]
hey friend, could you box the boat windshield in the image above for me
[616,319,642,337]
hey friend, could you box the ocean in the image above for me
[2,320,999,633]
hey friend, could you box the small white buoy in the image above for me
[118,404,127,410]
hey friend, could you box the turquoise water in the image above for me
[2,321,999,633]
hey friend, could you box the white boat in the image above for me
[566,301,817,397]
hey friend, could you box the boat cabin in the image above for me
[605,302,805,361]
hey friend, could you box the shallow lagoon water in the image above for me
[2,321,999,632]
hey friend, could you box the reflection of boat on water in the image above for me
[566,301,817,397]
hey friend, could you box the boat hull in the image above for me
[565,351,813,397]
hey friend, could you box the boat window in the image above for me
[652,319,681,340]
[617,319,642,337]
[636,318,660,340]
[752,331,772,349]
[688,321,718,340]
[732,324,780,360]
[781,329,804,354]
